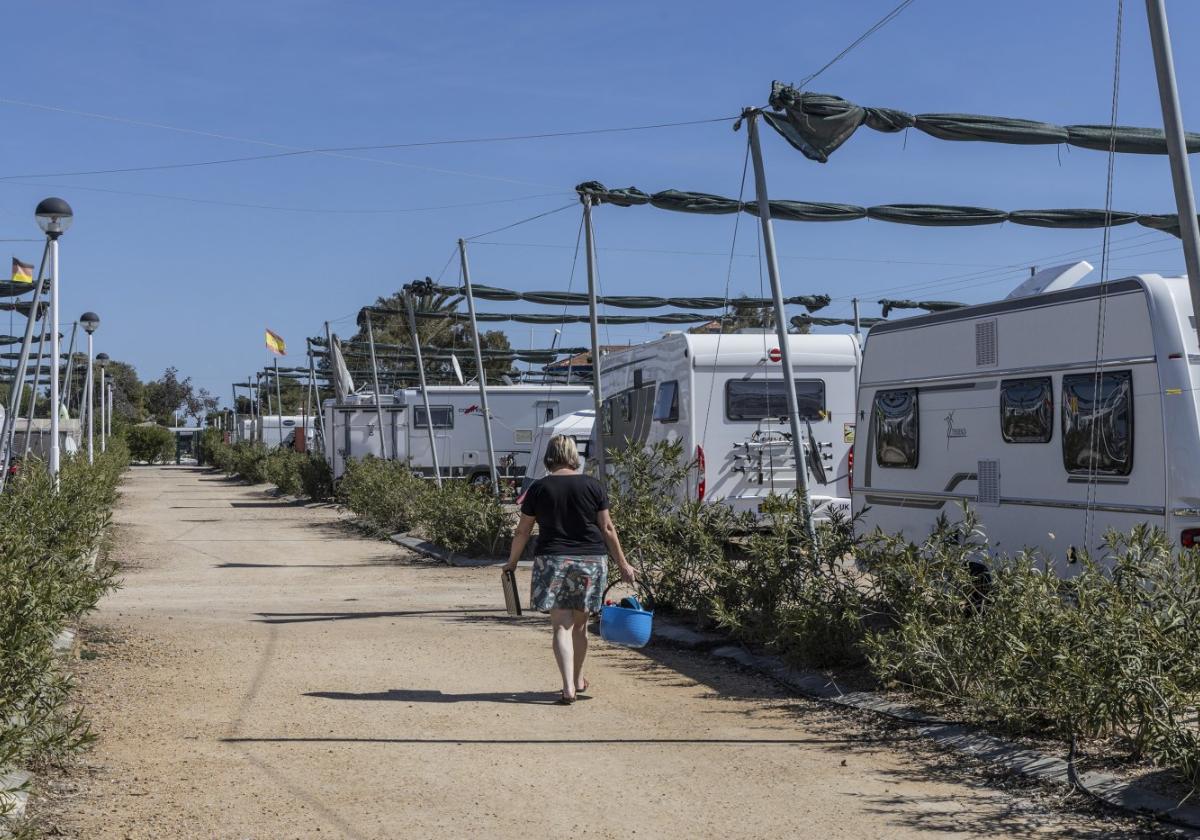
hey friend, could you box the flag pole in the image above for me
[0,252,48,489]
[581,193,606,480]
[364,311,390,460]
[403,284,443,487]
[459,239,500,497]
[273,358,284,448]
[745,108,817,543]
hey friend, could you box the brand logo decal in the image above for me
[945,411,967,443]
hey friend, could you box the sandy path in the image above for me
[34,466,1153,839]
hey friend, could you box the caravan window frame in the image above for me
[873,388,919,469]
[653,380,679,423]
[724,379,826,422]
[999,377,1053,443]
[413,404,455,430]
[1061,370,1134,477]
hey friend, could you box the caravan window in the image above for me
[725,379,825,421]
[414,405,454,429]
[653,381,679,422]
[1000,378,1053,443]
[873,388,919,468]
[1062,371,1133,476]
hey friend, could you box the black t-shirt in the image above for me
[520,474,610,556]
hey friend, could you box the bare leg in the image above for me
[572,611,588,692]
[550,609,575,698]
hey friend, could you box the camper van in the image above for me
[853,267,1200,564]
[522,409,595,491]
[597,332,861,517]
[323,385,592,482]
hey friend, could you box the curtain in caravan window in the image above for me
[414,405,454,429]
[1062,371,1133,476]
[874,388,919,468]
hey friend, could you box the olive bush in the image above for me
[124,424,174,464]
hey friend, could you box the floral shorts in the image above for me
[530,554,608,614]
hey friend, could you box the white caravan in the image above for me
[255,415,315,450]
[323,385,592,482]
[522,409,595,491]
[853,268,1200,565]
[597,332,861,517]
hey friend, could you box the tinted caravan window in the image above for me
[653,381,679,422]
[1062,371,1133,476]
[1000,377,1053,443]
[874,388,919,468]
[725,379,825,421]
[414,405,454,429]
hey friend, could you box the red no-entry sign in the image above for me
[768,347,782,363]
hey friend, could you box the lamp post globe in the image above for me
[36,198,73,487]
[35,197,73,238]
[80,312,99,464]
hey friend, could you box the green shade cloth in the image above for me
[429,283,830,313]
[878,299,966,318]
[765,83,1200,162]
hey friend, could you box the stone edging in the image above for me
[651,616,1200,832]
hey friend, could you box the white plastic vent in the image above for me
[975,319,998,367]
[977,459,1000,506]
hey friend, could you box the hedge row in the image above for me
[1,442,127,826]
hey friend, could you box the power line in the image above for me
[797,0,917,89]
[463,202,577,241]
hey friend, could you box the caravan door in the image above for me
[409,403,453,476]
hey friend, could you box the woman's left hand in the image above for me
[618,562,636,585]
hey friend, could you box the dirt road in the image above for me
[34,466,1153,839]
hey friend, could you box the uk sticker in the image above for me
[843,423,855,444]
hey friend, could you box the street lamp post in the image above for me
[96,352,109,453]
[80,312,99,464]
[36,198,72,486]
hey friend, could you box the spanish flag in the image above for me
[11,258,33,284]
[265,329,286,356]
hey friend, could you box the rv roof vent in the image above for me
[1006,260,1094,299]
[977,459,1000,506]
[975,319,998,367]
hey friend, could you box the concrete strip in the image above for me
[52,628,76,655]
[0,768,30,823]
[387,533,505,567]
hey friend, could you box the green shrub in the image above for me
[125,425,174,464]
[0,444,124,822]
[415,479,513,557]
[338,456,428,534]
[298,453,333,500]
[229,441,269,483]
[265,449,305,496]
[196,428,224,466]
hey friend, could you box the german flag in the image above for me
[265,329,286,356]
[11,258,33,284]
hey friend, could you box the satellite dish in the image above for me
[1007,261,1094,299]
[450,354,465,385]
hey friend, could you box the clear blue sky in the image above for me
[1,0,1197,402]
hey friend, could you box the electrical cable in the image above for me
[463,202,576,241]
[796,0,917,89]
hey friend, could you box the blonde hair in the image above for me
[543,434,581,472]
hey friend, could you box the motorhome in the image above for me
[597,332,861,517]
[255,415,316,450]
[323,385,592,482]
[522,409,595,491]
[853,265,1199,564]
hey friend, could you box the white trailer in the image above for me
[255,415,316,450]
[597,332,860,518]
[323,385,592,482]
[522,409,595,492]
[853,268,1200,565]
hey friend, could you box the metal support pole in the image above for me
[403,289,443,486]
[1146,0,1200,336]
[308,344,325,455]
[745,110,817,542]
[582,196,606,479]
[99,364,106,453]
[459,239,500,496]
[363,311,390,460]
[24,324,47,461]
[0,249,48,489]
[85,330,94,464]
[273,358,284,448]
[852,298,862,341]
[60,321,77,414]
[231,384,239,442]
[106,382,113,442]
[48,236,60,485]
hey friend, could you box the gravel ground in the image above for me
[25,466,1184,839]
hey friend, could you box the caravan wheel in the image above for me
[469,471,491,489]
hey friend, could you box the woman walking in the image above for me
[504,435,635,704]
